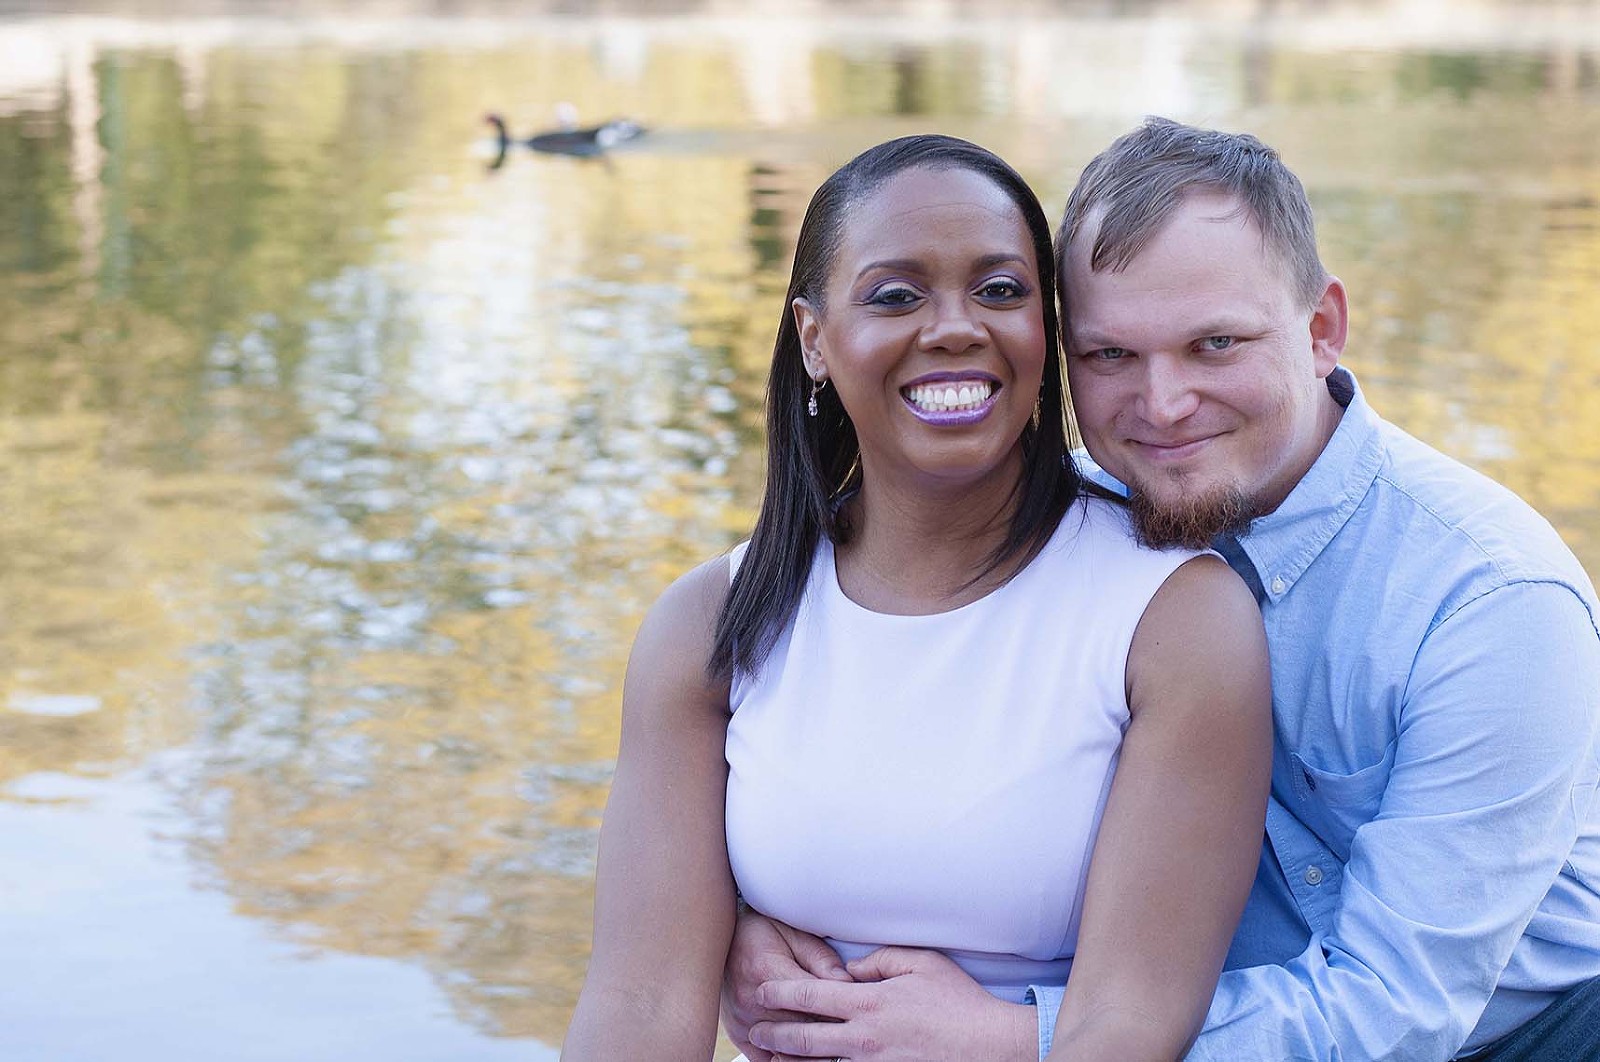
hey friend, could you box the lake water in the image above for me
[2,2,1599,1058]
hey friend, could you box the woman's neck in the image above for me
[833,451,1032,615]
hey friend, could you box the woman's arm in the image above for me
[562,556,736,1061]
[1047,553,1271,1061]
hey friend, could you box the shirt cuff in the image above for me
[1025,984,1064,1060]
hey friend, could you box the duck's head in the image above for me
[483,114,511,169]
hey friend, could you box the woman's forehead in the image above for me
[851,165,1017,222]
[833,168,1034,276]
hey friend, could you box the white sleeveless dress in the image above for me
[725,496,1204,1002]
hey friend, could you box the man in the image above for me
[725,118,1600,1060]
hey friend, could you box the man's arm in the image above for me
[721,909,852,1061]
[1043,581,1600,1060]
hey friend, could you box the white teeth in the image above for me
[905,380,993,413]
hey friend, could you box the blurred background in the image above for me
[1,1,1598,1058]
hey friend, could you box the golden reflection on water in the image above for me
[2,6,1599,1057]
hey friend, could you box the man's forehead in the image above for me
[1066,191,1262,276]
[1061,199,1301,333]
[1065,242,1291,345]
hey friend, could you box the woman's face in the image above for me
[794,166,1047,493]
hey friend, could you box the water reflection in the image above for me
[2,5,1599,1058]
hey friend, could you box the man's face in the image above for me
[1062,192,1347,547]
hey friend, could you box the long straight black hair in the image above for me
[709,134,1084,678]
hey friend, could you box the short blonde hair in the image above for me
[1058,117,1328,310]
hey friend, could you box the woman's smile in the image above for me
[901,374,1001,423]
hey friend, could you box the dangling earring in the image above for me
[808,377,829,417]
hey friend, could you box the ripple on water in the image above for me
[4,771,105,803]
[6,692,103,717]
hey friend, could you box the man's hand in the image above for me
[746,945,1035,1062]
[721,909,852,1061]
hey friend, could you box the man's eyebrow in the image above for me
[1069,328,1122,349]
[1070,318,1260,349]
[1188,318,1257,336]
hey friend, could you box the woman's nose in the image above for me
[916,298,985,354]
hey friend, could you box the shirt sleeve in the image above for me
[1036,581,1600,1061]
[1192,581,1600,1060]
[1029,984,1064,1061]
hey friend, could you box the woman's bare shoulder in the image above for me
[625,553,735,713]
[1127,552,1270,723]
[646,553,733,631]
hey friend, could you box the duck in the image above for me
[484,107,645,161]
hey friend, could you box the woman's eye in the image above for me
[867,284,919,307]
[977,278,1027,300]
[1199,335,1235,352]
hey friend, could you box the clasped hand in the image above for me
[721,909,1033,1062]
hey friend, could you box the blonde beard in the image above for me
[1127,480,1254,551]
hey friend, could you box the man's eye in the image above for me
[1199,336,1235,352]
[1089,347,1129,361]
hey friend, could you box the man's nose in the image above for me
[1137,357,1200,426]
[917,298,985,354]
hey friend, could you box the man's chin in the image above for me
[1126,482,1254,551]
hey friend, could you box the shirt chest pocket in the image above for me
[1289,740,1396,864]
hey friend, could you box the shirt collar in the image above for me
[1234,366,1385,604]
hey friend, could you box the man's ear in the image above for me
[1309,276,1349,379]
[793,298,827,381]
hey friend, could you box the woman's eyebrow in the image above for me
[855,252,1030,278]
[972,252,1030,270]
[856,258,921,277]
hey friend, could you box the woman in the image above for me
[562,135,1270,1062]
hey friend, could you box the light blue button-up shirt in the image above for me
[1036,368,1600,1060]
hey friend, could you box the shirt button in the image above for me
[1304,865,1325,886]
[1271,575,1287,595]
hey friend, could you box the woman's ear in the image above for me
[793,298,827,381]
